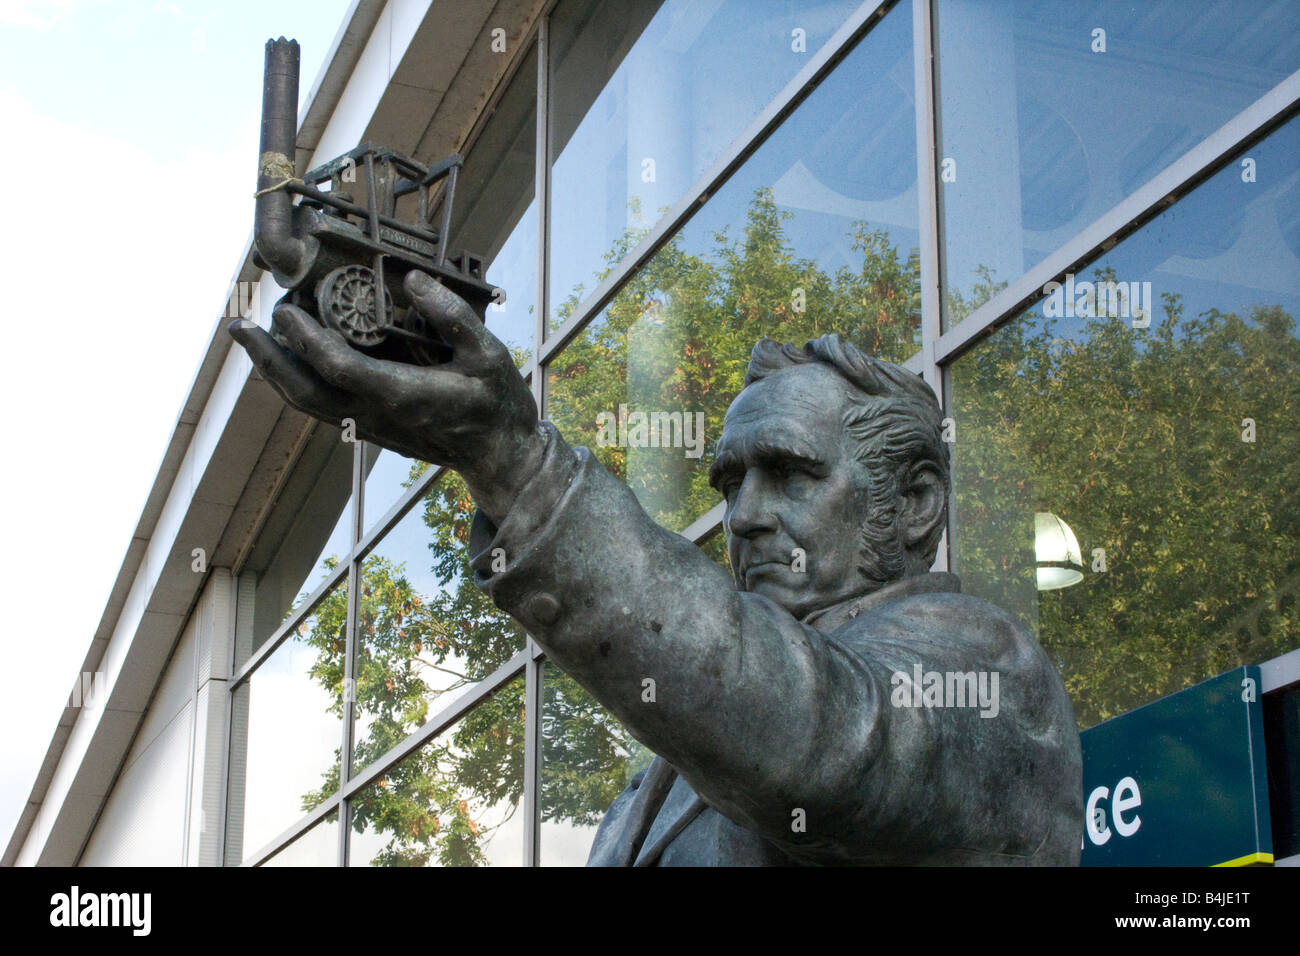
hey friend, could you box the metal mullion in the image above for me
[912,0,947,574]
[932,67,1300,369]
[523,12,551,868]
[228,554,350,689]
[240,792,342,868]
[536,11,551,352]
[215,573,238,866]
[523,648,543,866]
[341,648,530,801]
[682,501,725,545]
[356,460,446,557]
[337,439,365,866]
[912,0,941,397]
[537,0,899,367]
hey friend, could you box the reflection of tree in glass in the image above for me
[549,187,921,532]
[541,671,655,829]
[951,266,1300,728]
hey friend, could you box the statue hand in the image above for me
[228,269,544,523]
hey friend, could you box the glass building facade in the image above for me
[11,0,1299,867]
[221,0,1300,866]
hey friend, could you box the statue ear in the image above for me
[899,461,946,549]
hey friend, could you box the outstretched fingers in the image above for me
[228,318,356,423]
[271,302,438,402]
[403,270,501,364]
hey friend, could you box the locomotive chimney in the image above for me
[254,38,310,286]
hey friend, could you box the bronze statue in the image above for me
[231,37,1082,866]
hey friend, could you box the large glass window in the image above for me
[259,810,339,867]
[450,45,538,361]
[936,0,1300,328]
[349,679,526,866]
[360,445,430,535]
[947,115,1300,728]
[350,478,527,775]
[547,0,863,328]
[228,578,347,863]
[539,661,652,866]
[546,2,918,533]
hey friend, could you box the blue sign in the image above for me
[1080,666,1272,866]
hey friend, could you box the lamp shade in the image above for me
[1035,511,1084,590]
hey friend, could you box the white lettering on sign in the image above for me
[1083,775,1143,848]
[1085,786,1112,846]
[1112,776,1142,837]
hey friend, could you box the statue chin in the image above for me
[744,576,824,620]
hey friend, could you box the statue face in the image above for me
[713,364,883,619]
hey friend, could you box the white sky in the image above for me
[0,0,352,849]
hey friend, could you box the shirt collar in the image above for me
[800,572,962,634]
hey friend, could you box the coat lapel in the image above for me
[589,755,678,865]
[632,767,709,866]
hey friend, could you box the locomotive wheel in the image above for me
[315,264,394,348]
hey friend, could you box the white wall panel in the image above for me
[79,701,193,866]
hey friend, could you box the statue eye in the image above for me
[778,463,818,493]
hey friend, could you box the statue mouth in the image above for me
[743,560,789,581]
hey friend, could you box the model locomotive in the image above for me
[253,37,497,365]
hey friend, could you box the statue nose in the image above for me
[727,473,779,538]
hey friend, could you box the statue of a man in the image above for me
[231,271,1083,865]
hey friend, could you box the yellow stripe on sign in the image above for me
[1213,852,1274,867]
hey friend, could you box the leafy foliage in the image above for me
[548,188,920,531]
[950,269,1300,727]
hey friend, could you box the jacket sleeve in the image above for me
[469,422,1080,864]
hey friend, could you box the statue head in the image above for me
[709,334,950,618]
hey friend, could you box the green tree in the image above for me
[950,270,1300,726]
[548,187,920,532]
